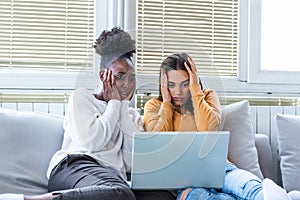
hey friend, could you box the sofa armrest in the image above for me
[0,108,64,195]
[255,134,275,180]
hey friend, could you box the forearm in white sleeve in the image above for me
[71,89,121,151]
[119,100,144,173]
[119,100,144,135]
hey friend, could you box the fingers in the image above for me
[160,68,166,87]
[103,69,115,88]
[101,69,114,101]
[111,71,116,86]
[185,56,199,85]
[161,69,164,82]
[186,56,197,73]
[106,69,111,84]
[102,69,109,90]
[184,61,192,74]
[160,68,171,102]
[99,70,105,81]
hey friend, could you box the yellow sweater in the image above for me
[144,84,221,132]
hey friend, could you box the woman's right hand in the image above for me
[99,69,121,102]
[160,68,172,102]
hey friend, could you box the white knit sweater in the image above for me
[47,88,144,180]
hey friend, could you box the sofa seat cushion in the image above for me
[0,108,64,195]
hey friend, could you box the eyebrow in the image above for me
[115,72,126,75]
[114,72,136,76]
[168,79,189,84]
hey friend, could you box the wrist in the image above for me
[162,95,171,102]
[163,99,171,103]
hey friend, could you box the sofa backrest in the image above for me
[0,108,64,195]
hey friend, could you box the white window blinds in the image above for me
[137,0,238,77]
[0,0,94,73]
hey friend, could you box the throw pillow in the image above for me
[262,178,290,200]
[275,114,300,192]
[218,100,264,180]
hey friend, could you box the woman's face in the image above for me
[166,69,191,107]
[109,59,136,100]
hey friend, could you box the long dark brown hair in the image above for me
[157,53,201,114]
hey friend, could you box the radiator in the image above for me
[250,105,300,183]
[0,93,69,115]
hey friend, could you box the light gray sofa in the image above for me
[0,108,64,195]
[0,106,275,196]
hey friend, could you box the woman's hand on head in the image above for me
[124,81,136,101]
[185,56,200,85]
[100,69,121,102]
[160,68,172,102]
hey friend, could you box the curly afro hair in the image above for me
[93,27,136,69]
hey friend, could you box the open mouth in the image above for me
[119,91,129,98]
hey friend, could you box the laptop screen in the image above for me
[130,131,230,189]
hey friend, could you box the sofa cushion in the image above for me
[275,114,300,192]
[218,100,264,180]
[0,108,64,195]
[254,134,275,180]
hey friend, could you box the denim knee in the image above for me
[177,188,235,200]
[222,164,263,200]
[177,188,211,200]
[242,179,263,200]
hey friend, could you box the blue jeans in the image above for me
[177,163,264,200]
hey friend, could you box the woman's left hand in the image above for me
[184,56,199,85]
[124,82,136,101]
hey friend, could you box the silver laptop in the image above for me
[128,131,229,189]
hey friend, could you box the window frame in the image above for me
[2,0,300,94]
[242,0,300,85]
[135,0,300,96]
[0,0,103,90]
[0,0,137,90]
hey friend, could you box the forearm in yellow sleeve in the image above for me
[144,99,174,131]
[189,84,221,131]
